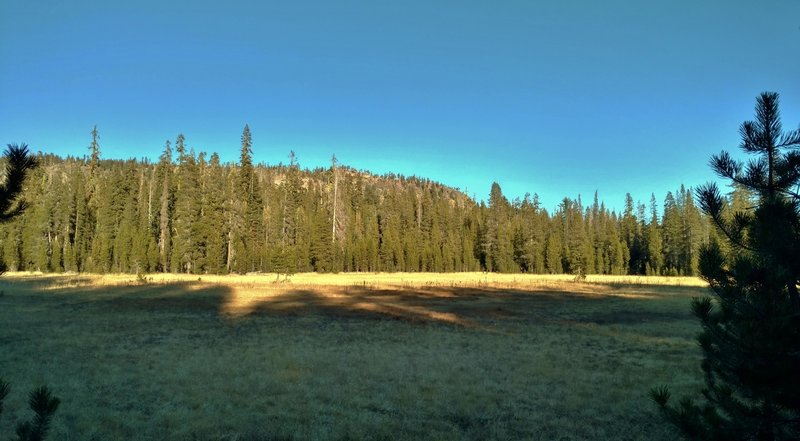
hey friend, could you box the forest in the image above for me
[0,126,738,276]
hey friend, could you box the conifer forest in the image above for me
[1,126,728,277]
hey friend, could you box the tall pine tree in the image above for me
[652,92,800,440]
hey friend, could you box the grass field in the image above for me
[0,272,707,440]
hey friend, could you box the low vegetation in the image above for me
[2,273,704,440]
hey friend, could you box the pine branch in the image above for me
[0,378,9,416]
[0,144,37,223]
[696,183,755,252]
[16,386,60,441]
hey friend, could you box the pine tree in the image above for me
[461,205,481,272]
[646,193,663,275]
[545,225,563,274]
[560,197,590,276]
[20,163,52,271]
[652,92,800,440]
[679,185,703,275]
[662,191,682,275]
[132,166,157,273]
[112,166,138,272]
[0,144,37,227]
[77,170,92,271]
[170,135,202,273]
[330,154,347,246]
[484,182,515,272]
[231,125,265,273]
[528,195,548,273]
[309,203,333,272]
[155,140,173,272]
[198,153,228,273]
[0,144,37,273]
[378,190,404,271]
[90,166,121,272]
[276,150,301,274]
[88,125,101,171]
[621,193,644,274]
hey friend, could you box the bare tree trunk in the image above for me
[226,216,234,272]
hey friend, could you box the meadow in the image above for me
[0,272,707,440]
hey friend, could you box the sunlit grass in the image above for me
[0,272,704,440]
[5,271,708,288]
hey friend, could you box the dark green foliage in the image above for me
[227,125,266,273]
[0,144,37,223]
[171,135,203,273]
[15,386,60,441]
[483,183,515,272]
[652,92,800,440]
[156,140,174,272]
[646,193,663,275]
[197,153,228,273]
[0,144,37,273]
[88,125,100,171]
[0,380,60,441]
[0,378,9,415]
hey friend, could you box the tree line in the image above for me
[0,125,737,276]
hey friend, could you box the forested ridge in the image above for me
[1,126,734,276]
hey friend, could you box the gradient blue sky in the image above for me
[1,0,799,212]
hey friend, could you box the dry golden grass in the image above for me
[0,272,705,440]
[6,271,708,288]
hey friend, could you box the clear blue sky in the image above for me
[1,0,798,213]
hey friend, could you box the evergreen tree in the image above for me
[0,144,37,226]
[19,163,51,271]
[545,226,563,274]
[112,164,138,272]
[662,191,682,275]
[652,92,800,440]
[90,165,125,272]
[309,203,333,272]
[330,154,347,246]
[646,193,663,275]
[132,166,158,273]
[68,167,91,272]
[378,190,404,271]
[484,182,515,272]
[198,153,228,273]
[170,135,203,273]
[232,125,265,273]
[621,193,645,274]
[679,185,703,275]
[461,205,481,272]
[88,125,100,171]
[155,140,174,272]
[276,150,301,274]
[559,197,590,275]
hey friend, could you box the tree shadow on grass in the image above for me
[0,275,233,317]
[225,283,702,329]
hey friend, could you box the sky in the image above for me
[1,0,799,213]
